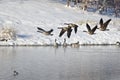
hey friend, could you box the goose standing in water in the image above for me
[116,41,120,46]
[99,18,111,31]
[70,41,79,47]
[83,23,97,35]
[37,27,53,36]
[58,26,72,38]
[63,38,67,47]
[54,39,59,47]
[64,23,78,34]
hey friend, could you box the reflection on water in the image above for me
[0,46,120,80]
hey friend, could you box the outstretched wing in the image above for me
[67,28,72,38]
[92,25,97,33]
[74,25,78,34]
[86,23,91,32]
[99,18,103,26]
[103,19,111,29]
[59,29,66,37]
[37,27,45,32]
[64,23,72,25]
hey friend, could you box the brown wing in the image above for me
[74,25,78,34]
[64,23,72,25]
[103,19,111,29]
[67,28,72,38]
[59,29,66,37]
[37,27,45,32]
[86,23,91,32]
[91,25,97,33]
[99,18,103,26]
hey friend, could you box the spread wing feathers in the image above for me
[103,19,111,28]
[64,23,72,25]
[67,28,72,38]
[99,18,103,26]
[37,30,43,33]
[91,25,97,33]
[59,29,66,37]
[86,23,91,32]
[74,25,78,33]
[64,23,78,34]
[37,27,45,32]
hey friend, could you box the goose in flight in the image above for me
[99,18,111,31]
[37,27,53,36]
[64,23,78,34]
[58,26,72,38]
[84,23,97,35]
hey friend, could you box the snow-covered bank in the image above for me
[0,0,120,46]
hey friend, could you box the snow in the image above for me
[0,0,120,46]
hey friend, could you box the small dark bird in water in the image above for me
[99,18,111,31]
[58,26,72,38]
[64,23,78,34]
[37,27,53,36]
[83,23,97,35]
[13,70,19,76]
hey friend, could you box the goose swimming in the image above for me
[13,70,19,76]
[70,41,79,47]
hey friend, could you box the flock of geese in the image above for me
[37,18,120,47]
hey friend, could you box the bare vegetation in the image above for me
[0,27,16,41]
[66,0,120,17]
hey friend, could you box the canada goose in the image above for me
[99,18,111,31]
[64,23,78,33]
[84,23,97,35]
[37,27,53,36]
[58,26,72,38]
[63,38,67,47]
[0,38,8,41]
[70,41,79,47]
[13,70,19,76]
[54,39,59,47]
[116,41,120,46]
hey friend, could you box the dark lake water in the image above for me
[0,46,120,80]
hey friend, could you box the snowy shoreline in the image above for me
[0,0,120,46]
[0,41,116,47]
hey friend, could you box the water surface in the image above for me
[0,46,120,80]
